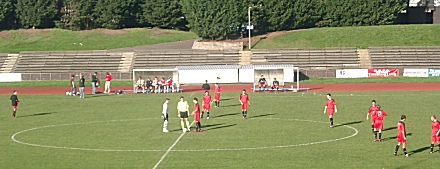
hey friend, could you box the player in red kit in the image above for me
[366,100,378,134]
[324,93,337,128]
[430,115,440,153]
[192,98,202,132]
[372,105,387,142]
[202,91,212,119]
[159,77,166,93]
[239,90,250,119]
[394,115,409,157]
[214,83,222,108]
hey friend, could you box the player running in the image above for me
[366,100,378,134]
[213,83,222,108]
[10,90,19,118]
[430,115,440,153]
[394,115,409,157]
[372,105,387,142]
[202,91,212,119]
[239,89,250,119]
[192,98,202,132]
[324,93,337,128]
[162,98,170,133]
[177,96,191,132]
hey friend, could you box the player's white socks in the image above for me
[163,120,168,129]
[181,121,185,130]
[185,121,190,130]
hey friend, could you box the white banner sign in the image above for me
[0,73,22,82]
[336,69,368,78]
[403,69,429,77]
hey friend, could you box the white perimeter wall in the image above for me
[0,73,21,82]
[178,69,238,84]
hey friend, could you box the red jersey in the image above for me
[397,121,406,137]
[159,80,166,86]
[203,95,212,104]
[105,74,112,81]
[325,99,336,109]
[368,106,378,115]
[194,103,200,114]
[167,79,173,86]
[215,86,222,93]
[239,94,249,103]
[432,120,440,136]
[372,110,387,122]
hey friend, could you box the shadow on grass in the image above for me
[216,113,240,118]
[19,112,56,118]
[409,146,431,155]
[87,94,113,98]
[250,113,276,119]
[334,121,363,128]
[169,123,225,132]
[383,126,397,131]
[222,104,241,108]
[382,133,413,141]
[220,98,233,101]
[204,124,237,131]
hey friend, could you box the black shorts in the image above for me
[179,111,189,118]
[163,114,168,121]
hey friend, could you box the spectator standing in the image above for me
[70,75,76,96]
[79,75,85,98]
[202,80,210,91]
[104,72,112,94]
[91,72,98,94]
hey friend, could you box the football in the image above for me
[183,128,187,132]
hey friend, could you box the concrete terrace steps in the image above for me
[357,49,372,68]
[1,54,19,73]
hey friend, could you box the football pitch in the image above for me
[0,91,438,168]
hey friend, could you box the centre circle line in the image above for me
[11,118,358,152]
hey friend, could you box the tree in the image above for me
[181,0,244,39]
[15,0,57,28]
[262,0,295,31]
[139,0,186,29]
[93,0,142,29]
[58,0,97,30]
[0,0,16,30]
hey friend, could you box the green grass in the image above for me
[2,77,440,87]
[253,24,440,49]
[0,28,198,53]
[0,91,438,168]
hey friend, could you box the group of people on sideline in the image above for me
[68,72,112,98]
[135,76,174,93]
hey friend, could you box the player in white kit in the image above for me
[162,98,170,133]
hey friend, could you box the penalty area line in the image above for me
[152,121,195,169]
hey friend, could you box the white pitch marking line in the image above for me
[152,121,195,169]
[189,92,195,97]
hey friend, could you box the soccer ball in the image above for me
[65,91,69,95]
[183,128,187,132]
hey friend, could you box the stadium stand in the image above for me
[250,48,360,70]
[369,46,440,68]
[132,50,240,69]
[0,53,9,69]
[14,51,123,73]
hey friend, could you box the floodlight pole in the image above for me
[248,7,252,50]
